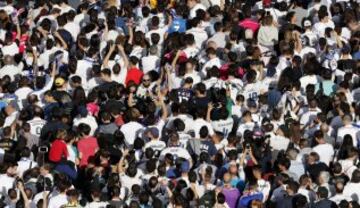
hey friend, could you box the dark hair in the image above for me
[351,169,360,183]
[78,123,91,136]
[317,186,329,199]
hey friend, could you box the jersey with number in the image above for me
[243,83,262,101]
[211,117,234,139]
[28,117,46,137]
[177,88,193,103]
[160,146,191,161]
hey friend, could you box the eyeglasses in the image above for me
[143,79,150,82]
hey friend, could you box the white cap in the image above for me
[304,20,312,27]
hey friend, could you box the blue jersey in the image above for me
[168,18,186,34]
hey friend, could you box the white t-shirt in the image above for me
[299,75,322,93]
[337,125,359,147]
[243,82,262,101]
[236,122,255,137]
[0,174,15,197]
[120,121,144,147]
[141,55,160,74]
[201,57,223,77]
[343,182,360,202]
[0,64,22,81]
[312,143,334,166]
[211,118,234,138]
[145,26,168,45]
[120,171,143,190]
[85,201,109,208]
[48,193,68,208]
[2,42,19,56]
[193,118,215,138]
[160,146,192,161]
[313,21,335,37]
[17,158,38,177]
[144,140,166,152]
[186,27,208,50]
[189,3,206,19]
[76,59,94,84]
[270,135,290,151]
[300,109,321,127]
[73,115,98,136]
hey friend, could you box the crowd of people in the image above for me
[0,0,359,207]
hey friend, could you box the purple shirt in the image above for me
[222,187,241,208]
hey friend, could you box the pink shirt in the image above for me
[239,19,260,34]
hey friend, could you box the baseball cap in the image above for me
[55,77,65,87]
[144,127,160,138]
[303,20,312,27]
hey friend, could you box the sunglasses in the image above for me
[143,79,151,82]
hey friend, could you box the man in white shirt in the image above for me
[120,108,144,147]
[0,56,22,81]
[75,48,98,86]
[160,132,192,162]
[145,16,168,45]
[17,148,38,177]
[187,0,206,19]
[143,127,166,152]
[1,32,19,57]
[186,18,208,50]
[312,10,335,37]
[343,169,360,203]
[86,188,109,208]
[312,130,334,166]
[337,114,359,147]
[236,111,255,137]
[200,47,223,78]
[141,45,160,74]
[300,99,322,128]
[48,182,69,208]
[0,163,17,198]
[63,10,80,40]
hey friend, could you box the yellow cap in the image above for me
[55,77,65,87]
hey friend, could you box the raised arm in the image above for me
[127,23,134,45]
[171,50,181,69]
[117,44,129,69]
[17,181,30,208]
[102,43,116,68]
[158,91,168,120]
[53,31,68,50]
[206,103,213,122]
[117,149,129,174]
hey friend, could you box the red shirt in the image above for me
[77,136,99,167]
[239,19,260,34]
[49,139,68,163]
[125,67,143,86]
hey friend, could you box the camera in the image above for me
[38,146,48,153]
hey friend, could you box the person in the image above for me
[0,0,359,207]
[77,123,98,168]
[314,187,337,208]
[48,129,68,163]
[312,130,334,166]
[237,181,263,208]
[48,181,70,208]
[343,169,360,203]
